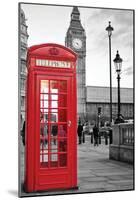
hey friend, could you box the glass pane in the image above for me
[59,81,67,93]
[40,123,48,148]
[40,108,48,113]
[43,113,48,122]
[50,80,58,93]
[40,94,48,100]
[50,113,58,122]
[40,100,48,108]
[59,139,67,152]
[51,154,58,161]
[40,154,48,162]
[40,113,48,122]
[59,94,67,107]
[50,139,58,153]
[59,154,67,167]
[51,94,58,100]
[50,101,58,108]
[50,124,58,137]
[40,154,48,168]
[59,109,67,122]
[50,154,58,167]
[41,80,49,93]
[58,124,67,137]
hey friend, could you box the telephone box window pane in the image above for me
[51,94,58,100]
[40,113,48,122]
[40,94,48,100]
[40,154,48,168]
[51,108,58,113]
[50,139,58,153]
[41,80,49,93]
[44,113,48,122]
[59,109,67,122]
[51,124,58,137]
[50,154,58,167]
[40,146,48,153]
[50,113,58,122]
[59,139,67,152]
[40,154,48,162]
[40,108,48,112]
[40,123,48,148]
[59,94,67,107]
[51,101,58,108]
[50,80,58,93]
[40,138,48,150]
[40,100,48,108]
[59,154,67,167]
[58,124,67,137]
[59,81,67,93]
[51,154,58,161]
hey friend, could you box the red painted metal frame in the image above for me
[25,43,77,192]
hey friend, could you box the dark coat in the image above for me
[93,126,99,138]
[21,121,25,146]
[52,125,58,136]
[77,124,83,137]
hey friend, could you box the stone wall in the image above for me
[86,103,134,122]
[109,123,134,164]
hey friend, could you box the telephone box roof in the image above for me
[27,43,77,61]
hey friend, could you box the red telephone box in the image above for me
[25,43,77,192]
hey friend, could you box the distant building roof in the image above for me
[86,86,133,103]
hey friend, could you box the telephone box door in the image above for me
[34,75,76,191]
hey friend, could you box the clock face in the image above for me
[72,38,82,50]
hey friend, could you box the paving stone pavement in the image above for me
[77,136,134,193]
[19,135,134,197]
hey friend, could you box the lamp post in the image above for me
[106,21,114,126]
[113,50,124,124]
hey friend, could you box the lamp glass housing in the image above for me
[113,51,123,75]
[106,21,114,37]
[114,62,122,75]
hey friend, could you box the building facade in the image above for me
[86,86,134,123]
[20,9,28,126]
[65,6,86,120]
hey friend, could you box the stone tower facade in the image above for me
[20,8,28,126]
[65,6,86,120]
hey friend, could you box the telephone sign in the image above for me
[25,43,77,192]
[36,59,72,68]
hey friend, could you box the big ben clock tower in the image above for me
[65,6,86,120]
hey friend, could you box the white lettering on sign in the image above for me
[36,59,71,68]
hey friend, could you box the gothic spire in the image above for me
[70,6,84,30]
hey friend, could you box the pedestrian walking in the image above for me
[89,123,93,144]
[52,124,58,145]
[104,132,108,145]
[82,123,86,143]
[77,121,83,144]
[93,124,99,146]
[21,121,25,146]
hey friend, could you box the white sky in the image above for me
[21,3,134,88]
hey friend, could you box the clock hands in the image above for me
[72,38,82,49]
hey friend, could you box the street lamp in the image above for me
[113,50,125,124]
[106,21,114,126]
